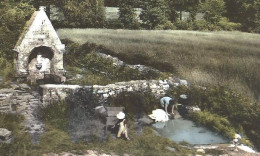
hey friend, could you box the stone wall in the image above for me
[40,77,188,105]
[0,84,45,143]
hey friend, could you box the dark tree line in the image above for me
[110,0,259,32]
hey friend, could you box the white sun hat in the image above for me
[116,112,125,119]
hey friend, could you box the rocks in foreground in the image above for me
[0,128,12,143]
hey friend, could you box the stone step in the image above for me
[0,97,7,100]
[0,107,10,111]
[0,103,10,107]
[29,102,39,105]
[29,99,39,101]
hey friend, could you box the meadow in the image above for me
[57,29,260,102]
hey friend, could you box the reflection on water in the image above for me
[153,117,229,144]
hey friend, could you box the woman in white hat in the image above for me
[114,112,130,140]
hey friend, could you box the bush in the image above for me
[105,19,124,29]
[218,17,241,31]
[109,91,159,117]
[189,111,236,139]
[192,20,208,30]
[59,0,105,28]
[64,40,163,85]
[155,21,176,30]
[0,57,15,83]
[42,101,69,131]
[175,20,192,30]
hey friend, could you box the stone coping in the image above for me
[40,84,80,89]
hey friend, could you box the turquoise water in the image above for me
[153,117,229,145]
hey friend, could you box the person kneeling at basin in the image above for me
[160,96,176,116]
[113,112,130,140]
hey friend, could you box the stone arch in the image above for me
[28,46,54,64]
[27,46,55,79]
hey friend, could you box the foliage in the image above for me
[0,1,34,60]
[0,1,34,84]
[105,19,124,29]
[0,57,15,83]
[63,39,162,85]
[104,0,119,7]
[164,0,178,22]
[218,17,241,31]
[118,0,139,29]
[224,0,260,33]
[155,20,176,30]
[197,0,241,31]
[109,91,159,117]
[186,0,200,22]
[199,0,226,25]
[189,111,236,139]
[140,0,169,29]
[42,101,69,131]
[175,20,192,30]
[60,0,105,28]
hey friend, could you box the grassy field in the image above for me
[57,29,260,102]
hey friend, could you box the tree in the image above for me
[186,0,200,21]
[140,0,168,29]
[174,0,189,20]
[164,0,178,22]
[0,1,34,59]
[118,0,139,29]
[199,0,226,24]
[224,0,260,33]
[253,0,260,33]
[62,0,105,28]
[104,0,119,7]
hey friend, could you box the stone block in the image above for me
[0,128,12,143]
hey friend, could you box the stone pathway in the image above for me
[0,83,45,143]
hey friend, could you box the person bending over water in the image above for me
[160,96,176,115]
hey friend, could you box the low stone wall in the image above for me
[40,77,187,105]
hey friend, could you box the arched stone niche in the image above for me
[27,46,54,80]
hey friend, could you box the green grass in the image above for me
[63,39,166,85]
[57,29,260,102]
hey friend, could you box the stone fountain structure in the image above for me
[13,6,66,83]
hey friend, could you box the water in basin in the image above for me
[152,117,229,145]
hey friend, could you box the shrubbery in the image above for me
[189,111,236,139]
[109,91,159,117]
[0,57,15,84]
